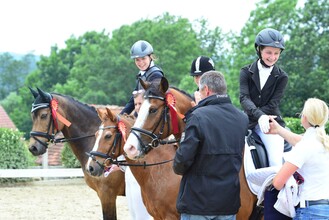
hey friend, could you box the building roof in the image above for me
[0,105,16,129]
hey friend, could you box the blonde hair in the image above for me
[302,98,329,151]
[150,54,158,61]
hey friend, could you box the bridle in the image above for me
[88,121,174,169]
[87,125,123,169]
[130,94,180,154]
[30,95,94,148]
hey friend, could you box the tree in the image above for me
[0,53,37,100]
[280,0,329,116]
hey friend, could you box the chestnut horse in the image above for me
[87,107,181,220]
[28,88,125,220]
[123,77,263,220]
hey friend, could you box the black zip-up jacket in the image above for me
[120,65,163,115]
[239,60,288,129]
[173,94,248,216]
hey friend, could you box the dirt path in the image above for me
[0,178,130,220]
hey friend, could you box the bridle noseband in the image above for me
[30,96,94,148]
[130,94,179,154]
[30,101,57,148]
[88,125,123,169]
[88,122,174,169]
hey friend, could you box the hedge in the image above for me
[0,128,34,183]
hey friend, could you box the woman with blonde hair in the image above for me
[269,98,329,219]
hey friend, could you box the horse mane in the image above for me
[51,92,97,114]
[169,86,193,101]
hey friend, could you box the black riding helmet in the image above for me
[190,56,215,76]
[255,28,285,58]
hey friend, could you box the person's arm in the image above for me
[272,162,298,190]
[267,116,302,146]
[173,115,200,175]
[120,96,134,115]
[239,67,264,119]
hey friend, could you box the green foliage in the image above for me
[0,53,37,100]
[284,117,329,135]
[284,117,304,134]
[61,143,81,168]
[0,128,34,183]
[280,0,329,116]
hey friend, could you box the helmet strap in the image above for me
[260,58,272,68]
[257,46,272,68]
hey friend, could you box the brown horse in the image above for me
[87,107,181,220]
[28,88,125,220]
[123,77,262,220]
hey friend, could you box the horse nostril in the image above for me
[29,146,38,155]
[88,166,94,173]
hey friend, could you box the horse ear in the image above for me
[160,77,169,93]
[96,107,108,122]
[29,87,39,98]
[139,78,150,90]
[105,107,116,122]
[37,88,51,102]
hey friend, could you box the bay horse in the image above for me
[123,77,263,220]
[28,87,125,220]
[87,107,181,220]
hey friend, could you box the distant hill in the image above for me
[0,52,40,62]
[0,52,40,100]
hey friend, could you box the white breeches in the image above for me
[255,125,284,167]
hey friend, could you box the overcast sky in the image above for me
[0,0,258,56]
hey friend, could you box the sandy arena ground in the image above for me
[0,178,130,220]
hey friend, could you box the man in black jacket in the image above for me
[173,71,249,220]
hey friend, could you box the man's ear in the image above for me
[203,85,209,96]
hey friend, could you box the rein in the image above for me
[87,150,174,168]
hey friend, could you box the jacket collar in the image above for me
[249,60,282,92]
[184,94,231,120]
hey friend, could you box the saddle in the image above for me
[246,129,292,169]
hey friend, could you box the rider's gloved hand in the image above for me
[258,115,270,133]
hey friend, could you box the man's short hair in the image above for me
[199,71,227,95]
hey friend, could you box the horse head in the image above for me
[86,107,134,177]
[124,76,194,160]
[29,87,71,156]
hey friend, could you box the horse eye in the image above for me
[41,113,48,119]
[149,108,157,114]
[105,134,112,140]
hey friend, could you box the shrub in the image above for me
[0,128,33,183]
[284,117,329,134]
[284,117,304,134]
[61,143,81,168]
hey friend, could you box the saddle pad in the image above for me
[244,141,262,195]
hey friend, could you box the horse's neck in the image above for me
[128,144,176,188]
[168,88,193,139]
[57,99,100,167]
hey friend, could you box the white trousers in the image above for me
[125,167,153,220]
[255,125,284,167]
